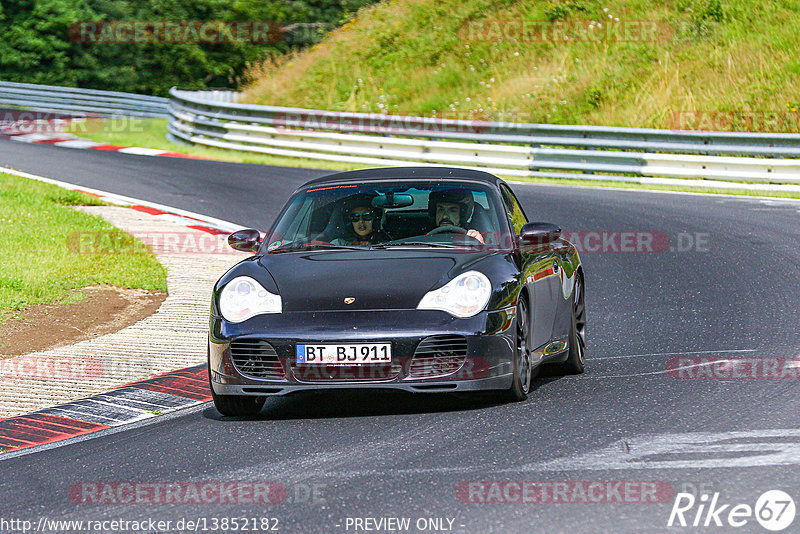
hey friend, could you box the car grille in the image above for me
[408,335,468,378]
[230,339,285,379]
[291,361,403,382]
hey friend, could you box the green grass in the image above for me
[242,0,800,131]
[0,172,167,322]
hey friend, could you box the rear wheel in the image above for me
[550,273,586,375]
[208,363,266,416]
[499,296,533,402]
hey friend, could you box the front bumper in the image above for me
[208,307,517,396]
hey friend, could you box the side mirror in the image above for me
[228,228,261,252]
[519,222,562,246]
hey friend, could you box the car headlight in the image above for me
[219,276,282,323]
[417,270,491,318]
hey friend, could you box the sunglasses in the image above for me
[349,211,375,222]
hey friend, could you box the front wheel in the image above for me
[498,296,533,402]
[208,365,266,416]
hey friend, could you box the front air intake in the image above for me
[408,335,468,378]
[230,339,285,379]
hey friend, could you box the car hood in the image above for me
[258,250,487,312]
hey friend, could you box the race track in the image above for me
[2,139,799,533]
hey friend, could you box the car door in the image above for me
[499,184,559,350]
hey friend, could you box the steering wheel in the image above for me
[427,225,481,244]
[428,225,467,235]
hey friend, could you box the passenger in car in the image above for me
[331,196,390,246]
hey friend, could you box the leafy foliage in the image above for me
[0,0,377,94]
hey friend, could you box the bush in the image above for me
[0,0,378,95]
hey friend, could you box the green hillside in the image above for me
[242,0,800,131]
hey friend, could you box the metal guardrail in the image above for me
[3,80,799,184]
[168,88,800,184]
[0,81,169,118]
[182,90,241,103]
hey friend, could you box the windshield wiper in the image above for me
[269,243,365,253]
[371,242,462,249]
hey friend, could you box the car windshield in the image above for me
[265,181,512,253]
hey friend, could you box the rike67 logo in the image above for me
[668,490,795,531]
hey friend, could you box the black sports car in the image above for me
[208,167,585,415]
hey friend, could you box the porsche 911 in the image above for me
[208,167,585,415]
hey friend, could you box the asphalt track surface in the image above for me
[2,139,800,533]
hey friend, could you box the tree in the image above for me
[0,0,378,94]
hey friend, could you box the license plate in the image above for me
[296,343,391,365]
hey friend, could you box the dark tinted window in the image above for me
[266,181,510,252]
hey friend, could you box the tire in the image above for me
[551,273,586,375]
[208,364,266,416]
[498,295,533,402]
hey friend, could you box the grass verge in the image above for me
[0,172,168,323]
[242,0,800,130]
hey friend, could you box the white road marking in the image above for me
[306,429,800,479]
[576,360,732,379]
[519,429,800,471]
[154,213,199,225]
[759,199,800,206]
[597,349,757,360]
[9,133,57,143]
[117,146,168,156]
[52,139,103,149]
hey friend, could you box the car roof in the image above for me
[297,166,506,191]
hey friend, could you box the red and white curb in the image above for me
[0,167,245,235]
[0,169,252,451]
[1,131,211,160]
[0,365,210,452]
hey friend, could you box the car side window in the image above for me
[271,195,314,246]
[499,185,528,234]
